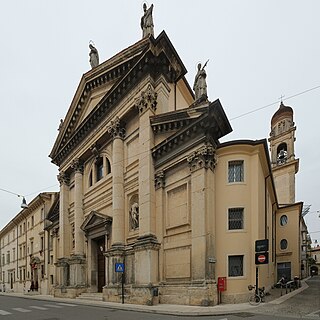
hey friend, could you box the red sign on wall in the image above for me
[255,252,269,265]
[218,277,227,291]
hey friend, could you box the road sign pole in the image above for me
[256,266,259,296]
[121,273,124,304]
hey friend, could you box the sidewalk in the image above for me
[0,280,309,317]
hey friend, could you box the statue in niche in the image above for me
[129,202,139,230]
[193,60,209,101]
[140,3,154,38]
[89,42,99,68]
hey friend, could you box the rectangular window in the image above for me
[228,160,244,183]
[228,255,244,277]
[228,208,244,230]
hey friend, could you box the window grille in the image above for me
[228,208,244,230]
[228,255,244,277]
[228,161,244,182]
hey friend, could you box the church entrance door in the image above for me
[96,237,106,292]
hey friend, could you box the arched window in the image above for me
[106,158,111,174]
[96,157,103,182]
[88,155,112,188]
[277,143,288,164]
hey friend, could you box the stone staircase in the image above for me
[76,292,103,301]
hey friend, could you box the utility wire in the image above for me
[1,85,320,200]
[230,85,320,121]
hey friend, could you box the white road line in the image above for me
[29,306,49,310]
[306,309,320,317]
[0,310,11,315]
[56,303,77,307]
[12,308,31,312]
[43,304,63,308]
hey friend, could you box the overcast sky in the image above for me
[0,1,319,243]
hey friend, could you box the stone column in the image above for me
[187,145,216,281]
[133,85,160,293]
[136,84,157,239]
[57,171,70,258]
[107,117,126,247]
[71,159,85,256]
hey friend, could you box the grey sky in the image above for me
[0,1,319,243]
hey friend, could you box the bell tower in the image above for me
[269,102,299,205]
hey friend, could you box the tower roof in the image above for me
[271,101,293,127]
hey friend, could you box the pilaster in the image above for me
[188,145,216,281]
[107,117,126,246]
[57,171,70,258]
[71,159,85,256]
[136,85,157,238]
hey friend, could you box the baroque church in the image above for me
[0,4,306,306]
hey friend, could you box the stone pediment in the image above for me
[80,211,112,233]
[49,31,189,167]
[151,99,232,166]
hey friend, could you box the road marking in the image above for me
[306,309,320,317]
[0,310,11,315]
[56,303,77,307]
[43,304,63,308]
[30,306,49,310]
[12,308,31,312]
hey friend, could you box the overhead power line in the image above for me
[230,85,320,121]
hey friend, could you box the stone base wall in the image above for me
[54,286,86,299]
[159,282,217,306]
[103,284,157,305]
[103,282,217,306]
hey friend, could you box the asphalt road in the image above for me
[0,277,319,319]
[0,295,305,320]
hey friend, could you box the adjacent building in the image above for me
[0,193,58,294]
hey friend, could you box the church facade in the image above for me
[0,6,306,306]
[47,27,304,304]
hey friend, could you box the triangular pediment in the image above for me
[81,211,112,232]
[49,31,190,166]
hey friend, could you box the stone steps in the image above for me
[76,292,103,301]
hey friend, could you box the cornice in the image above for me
[50,32,188,167]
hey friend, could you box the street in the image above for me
[0,296,301,320]
[0,276,319,319]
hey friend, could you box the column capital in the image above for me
[71,158,84,174]
[135,84,157,115]
[154,170,165,189]
[107,116,126,140]
[187,145,217,172]
[57,171,70,186]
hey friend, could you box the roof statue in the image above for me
[89,42,99,68]
[141,3,154,38]
[193,60,209,101]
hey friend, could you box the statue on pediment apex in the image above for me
[89,42,99,68]
[141,3,154,38]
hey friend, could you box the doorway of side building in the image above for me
[95,237,106,292]
[277,262,291,281]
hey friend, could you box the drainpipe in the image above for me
[265,175,271,239]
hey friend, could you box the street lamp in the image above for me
[0,188,28,209]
